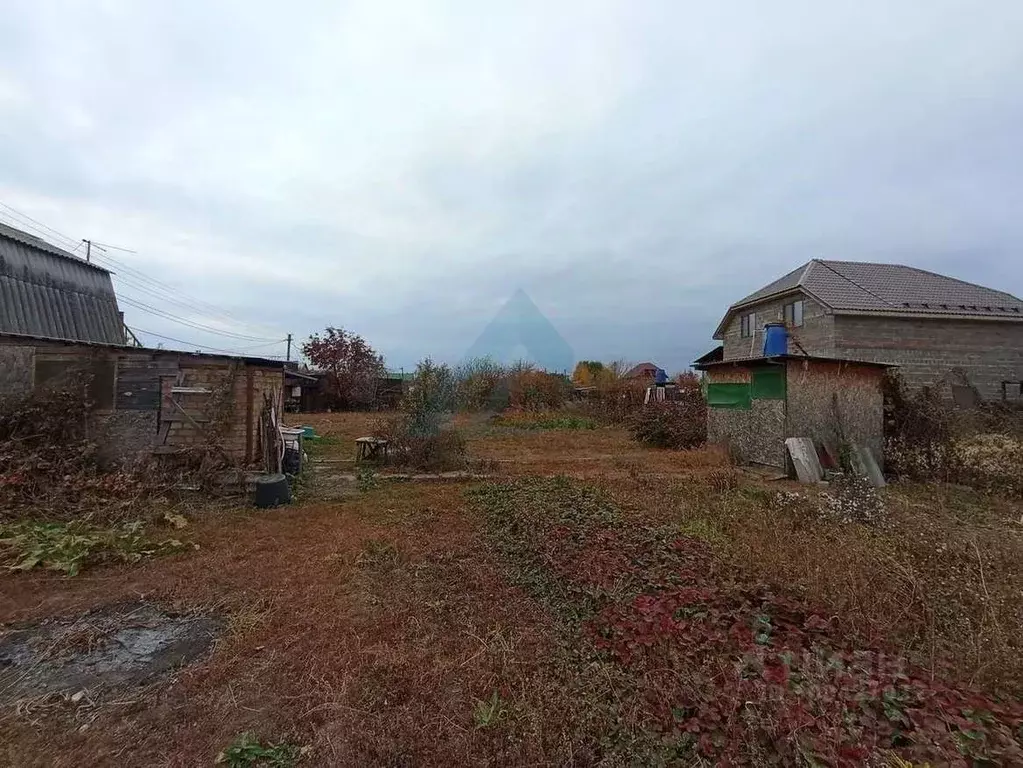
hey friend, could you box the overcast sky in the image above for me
[2,1,1022,370]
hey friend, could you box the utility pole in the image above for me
[286,333,292,362]
[83,239,91,263]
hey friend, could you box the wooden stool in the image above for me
[355,436,389,463]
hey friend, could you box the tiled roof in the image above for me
[731,259,1023,318]
[0,223,125,344]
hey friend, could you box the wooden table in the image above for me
[355,436,389,463]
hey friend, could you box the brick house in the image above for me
[711,260,1023,401]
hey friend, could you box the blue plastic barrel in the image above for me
[763,323,788,356]
[654,368,668,385]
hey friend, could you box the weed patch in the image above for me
[0,519,190,576]
[472,690,511,728]
[355,466,379,492]
[216,732,302,767]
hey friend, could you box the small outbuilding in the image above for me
[0,332,285,468]
[694,353,891,470]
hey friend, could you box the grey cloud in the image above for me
[2,1,1023,370]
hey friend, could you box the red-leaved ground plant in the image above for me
[468,477,1023,766]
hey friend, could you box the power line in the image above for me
[130,326,287,357]
[102,261,281,335]
[0,199,284,338]
[89,250,282,335]
[91,241,137,253]
[117,294,281,342]
[0,202,81,249]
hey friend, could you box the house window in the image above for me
[740,312,755,338]
[784,299,804,327]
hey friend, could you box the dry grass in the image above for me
[2,410,1022,764]
[1,484,587,766]
[601,469,1023,696]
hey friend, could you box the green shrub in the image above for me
[374,358,469,472]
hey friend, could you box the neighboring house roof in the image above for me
[0,222,125,344]
[284,369,319,384]
[715,259,1023,337]
[693,346,724,366]
[625,362,659,378]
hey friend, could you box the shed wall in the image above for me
[705,366,787,468]
[785,359,884,465]
[707,400,786,467]
[0,345,33,396]
[0,335,283,466]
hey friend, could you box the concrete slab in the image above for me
[785,437,824,484]
[849,443,886,488]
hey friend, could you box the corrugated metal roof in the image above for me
[694,353,894,370]
[0,223,124,344]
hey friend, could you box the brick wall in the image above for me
[834,315,1023,401]
[721,293,833,360]
[161,363,284,464]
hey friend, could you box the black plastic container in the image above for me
[254,473,291,508]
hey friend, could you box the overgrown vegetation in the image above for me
[0,519,189,576]
[375,358,467,472]
[0,370,167,522]
[572,361,651,424]
[453,356,507,411]
[628,377,707,448]
[883,370,1023,496]
[466,477,1023,765]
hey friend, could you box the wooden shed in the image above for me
[0,333,285,467]
[694,354,891,470]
